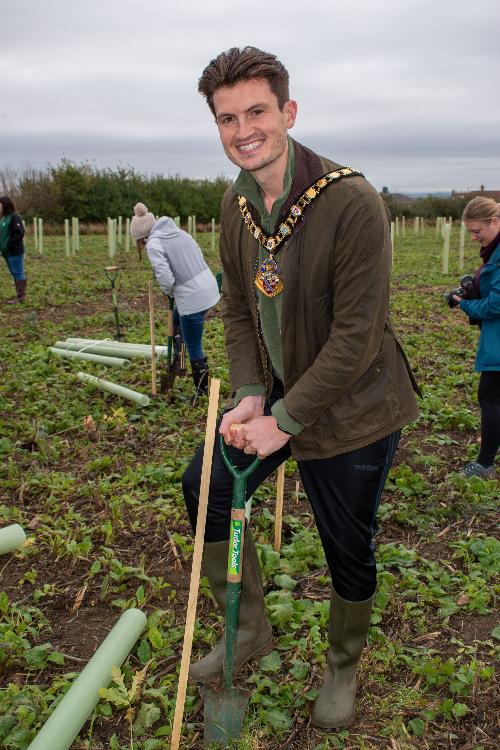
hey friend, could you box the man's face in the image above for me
[465,218,499,247]
[212,78,297,174]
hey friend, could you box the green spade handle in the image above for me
[220,436,260,689]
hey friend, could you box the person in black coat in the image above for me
[0,196,26,303]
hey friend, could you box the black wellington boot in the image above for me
[191,356,209,396]
[7,278,26,304]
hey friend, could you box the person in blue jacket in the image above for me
[453,196,500,478]
[0,196,26,304]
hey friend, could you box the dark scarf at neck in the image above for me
[475,231,500,282]
[480,231,500,264]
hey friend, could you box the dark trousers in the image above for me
[477,371,500,467]
[182,383,400,602]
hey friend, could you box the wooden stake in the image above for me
[170,378,220,750]
[274,463,286,552]
[148,280,157,396]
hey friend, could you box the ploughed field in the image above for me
[0,227,498,750]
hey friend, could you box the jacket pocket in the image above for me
[327,341,400,441]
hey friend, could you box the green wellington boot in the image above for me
[189,531,272,684]
[312,589,374,730]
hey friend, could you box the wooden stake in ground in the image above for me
[274,462,286,552]
[170,378,220,750]
[148,280,157,396]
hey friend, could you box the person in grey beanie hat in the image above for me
[130,203,156,259]
[131,203,220,395]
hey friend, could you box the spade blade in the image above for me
[203,685,250,747]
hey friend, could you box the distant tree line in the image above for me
[381,192,469,220]
[0,160,473,225]
[0,160,232,224]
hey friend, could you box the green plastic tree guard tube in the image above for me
[65,338,169,354]
[0,524,26,555]
[77,372,150,406]
[54,341,164,361]
[27,608,147,750]
[49,347,130,368]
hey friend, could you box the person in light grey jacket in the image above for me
[130,202,220,393]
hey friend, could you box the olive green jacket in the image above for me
[219,141,419,460]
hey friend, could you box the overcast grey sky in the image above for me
[1,0,499,192]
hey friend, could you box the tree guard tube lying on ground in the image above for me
[27,608,147,750]
[54,341,166,361]
[77,372,150,406]
[66,337,169,355]
[0,524,26,555]
[49,347,130,368]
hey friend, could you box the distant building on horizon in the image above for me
[451,185,500,202]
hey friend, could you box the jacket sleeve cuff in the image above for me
[271,399,304,436]
[233,384,266,407]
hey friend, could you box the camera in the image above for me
[444,275,478,308]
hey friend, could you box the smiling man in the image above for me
[182,47,419,731]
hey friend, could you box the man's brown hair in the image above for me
[198,46,290,116]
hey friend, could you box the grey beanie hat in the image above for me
[130,203,156,240]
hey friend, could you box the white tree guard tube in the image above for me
[49,347,130,368]
[27,608,147,750]
[0,524,26,555]
[77,372,150,406]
